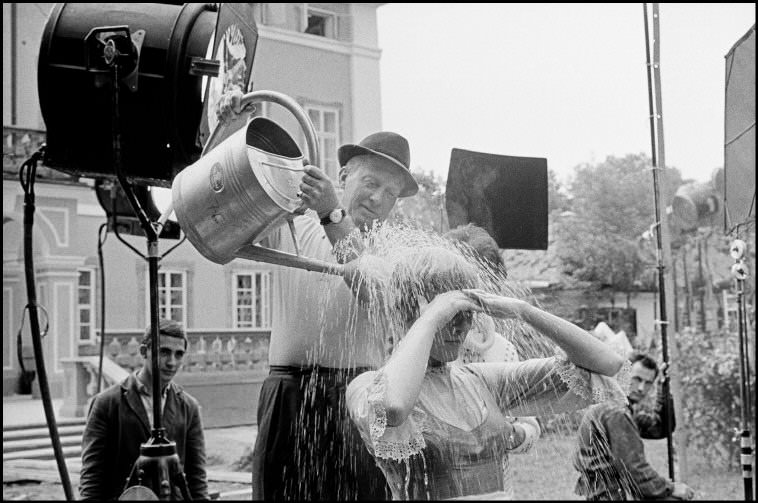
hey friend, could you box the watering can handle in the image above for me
[201,90,320,167]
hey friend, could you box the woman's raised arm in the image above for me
[463,289,624,376]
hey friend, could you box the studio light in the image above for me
[38,3,221,185]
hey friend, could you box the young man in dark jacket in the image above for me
[573,352,694,500]
[79,319,208,500]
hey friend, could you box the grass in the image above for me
[5,426,748,500]
[204,426,749,500]
[510,433,747,500]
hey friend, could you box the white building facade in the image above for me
[3,3,385,422]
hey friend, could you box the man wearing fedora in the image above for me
[248,128,419,500]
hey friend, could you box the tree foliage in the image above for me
[553,153,684,293]
[547,168,570,213]
[676,326,756,469]
[388,169,448,232]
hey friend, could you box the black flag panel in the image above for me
[446,148,548,250]
[724,25,756,231]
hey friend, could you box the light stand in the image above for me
[85,27,190,500]
[643,3,677,480]
[729,239,754,501]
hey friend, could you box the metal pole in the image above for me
[682,242,692,328]
[672,251,680,332]
[96,223,107,394]
[643,2,679,480]
[735,267,754,500]
[697,239,706,331]
[109,57,163,434]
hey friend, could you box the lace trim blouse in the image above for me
[346,354,630,499]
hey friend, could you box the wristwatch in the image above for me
[320,207,346,226]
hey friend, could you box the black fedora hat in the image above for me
[338,131,418,197]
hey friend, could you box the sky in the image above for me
[376,3,755,186]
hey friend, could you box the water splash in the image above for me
[290,221,637,500]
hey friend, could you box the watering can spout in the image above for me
[234,244,346,277]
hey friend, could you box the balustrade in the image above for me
[83,330,271,374]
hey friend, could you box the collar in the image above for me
[134,370,173,398]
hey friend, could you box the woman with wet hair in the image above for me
[346,247,629,500]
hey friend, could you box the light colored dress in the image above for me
[456,324,540,500]
[346,355,630,500]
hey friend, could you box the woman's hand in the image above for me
[461,289,528,320]
[417,291,482,330]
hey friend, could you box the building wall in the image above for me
[531,287,659,350]
[2,3,384,404]
[2,3,55,129]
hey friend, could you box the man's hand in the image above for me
[671,481,694,500]
[657,361,670,389]
[298,165,340,217]
[215,86,255,123]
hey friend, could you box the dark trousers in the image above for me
[252,366,389,500]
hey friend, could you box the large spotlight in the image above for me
[94,181,180,239]
[38,3,219,186]
[671,181,721,231]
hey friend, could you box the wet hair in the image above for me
[444,224,505,274]
[141,319,188,350]
[629,351,658,379]
[390,247,479,324]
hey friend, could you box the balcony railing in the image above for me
[80,329,271,374]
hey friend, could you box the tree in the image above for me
[547,168,571,213]
[388,169,447,232]
[554,153,684,294]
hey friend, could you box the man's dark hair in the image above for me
[629,351,658,379]
[444,224,505,274]
[141,319,188,350]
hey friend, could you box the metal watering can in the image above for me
[170,90,345,276]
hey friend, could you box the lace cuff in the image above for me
[366,371,426,461]
[554,352,629,405]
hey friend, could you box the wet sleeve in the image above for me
[467,355,630,418]
[346,370,426,462]
[605,409,674,498]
